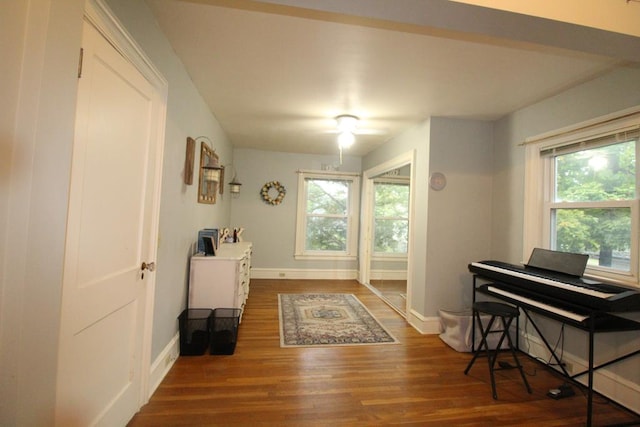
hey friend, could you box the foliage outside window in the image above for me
[524,111,640,286]
[551,141,635,272]
[295,171,360,260]
[373,180,409,256]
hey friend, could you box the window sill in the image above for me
[372,254,408,262]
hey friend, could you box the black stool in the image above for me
[464,301,532,399]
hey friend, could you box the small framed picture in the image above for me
[203,236,217,256]
[198,228,219,254]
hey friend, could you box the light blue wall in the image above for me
[230,148,361,271]
[426,117,493,314]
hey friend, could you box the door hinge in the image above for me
[77,47,84,78]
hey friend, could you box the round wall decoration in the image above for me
[429,172,447,191]
[260,180,286,205]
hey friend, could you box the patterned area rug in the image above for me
[278,293,399,347]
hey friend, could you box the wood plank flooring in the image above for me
[128,279,639,426]
[369,280,407,315]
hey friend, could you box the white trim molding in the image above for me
[294,170,361,261]
[148,333,180,398]
[251,268,358,280]
[369,269,407,281]
[406,309,441,335]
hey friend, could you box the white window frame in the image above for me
[371,176,410,261]
[294,170,360,260]
[523,107,640,287]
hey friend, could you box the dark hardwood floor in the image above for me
[128,279,639,426]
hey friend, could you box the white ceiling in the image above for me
[146,0,632,157]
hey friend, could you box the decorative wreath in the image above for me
[260,180,286,205]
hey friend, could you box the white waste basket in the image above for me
[439,309,509,352]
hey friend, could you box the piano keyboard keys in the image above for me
[471,262,617,299]
[487,285,589,322]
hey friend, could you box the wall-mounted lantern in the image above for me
[198,141,222,204]
[227,165,242,197]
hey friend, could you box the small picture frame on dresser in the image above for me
[197,228,219,254]
[203,236,217,256]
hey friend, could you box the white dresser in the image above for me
[188,242,252,319]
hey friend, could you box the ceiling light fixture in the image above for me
[338,131,355,148]
[335,114,359,164]
[335,114,359,133]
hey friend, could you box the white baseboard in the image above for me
[251,268,358,280]
[407,309,441,335]
[518,330,640,414]
[370,269,407,281]
[148,332,179,399]
[251,268,405,281]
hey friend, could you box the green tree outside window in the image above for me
[553,140,635,269]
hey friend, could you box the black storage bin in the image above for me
[210,308,241,355]
[179,309,212,356]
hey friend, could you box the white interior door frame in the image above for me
[84,0,167,405]
[359,150,416,308]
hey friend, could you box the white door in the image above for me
[56,11,165,426]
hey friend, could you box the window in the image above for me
[295,170,360,260]
[373,178,409,257]
[524,110,640,285]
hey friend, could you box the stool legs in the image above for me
[464,310,532,399]
[500,315,532,397]
[464,312,495,375]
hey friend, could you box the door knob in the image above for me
[141,261,156,271]
[140,261,156,278]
